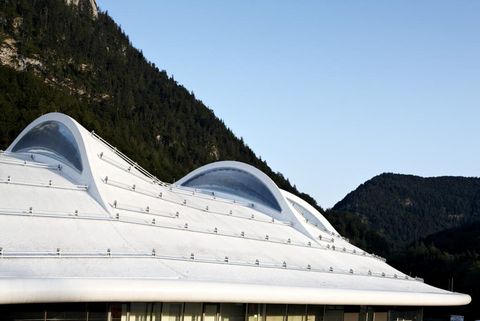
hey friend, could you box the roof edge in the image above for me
[0,278,471,306]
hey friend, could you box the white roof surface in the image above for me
[0,113,471,306]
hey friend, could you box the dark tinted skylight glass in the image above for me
[12,121,83,172]
[181,167,281,211]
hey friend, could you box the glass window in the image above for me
[45,303,88,320]
[220,304,246,321]
[181,167,281,211]
[0,303,47,321]
[152,303,163,321]
[162,303,183,321]
[306,305,324,321]
[203,304,219,321]
[388,309,422,321]
[247,303,264,321]
[184,303,203,321]
[110,303,128,321]
[12,120,83,172]
[287,305,306,321]
[374,313,387,321]
[344,306,360,321]
[265,304,286,321]
[129,303,153,321]
[324,306,343,321]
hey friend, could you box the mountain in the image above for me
[390,222,480,321]
[330,173,480,249]
[0,0,321,211]
[328,173,480,319]
[329,174,480,319]
[423,221,480,255]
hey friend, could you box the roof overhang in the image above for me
[0,278,471,306]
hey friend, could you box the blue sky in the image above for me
[96,0,480,208]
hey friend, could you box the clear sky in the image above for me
[96,0,480,208]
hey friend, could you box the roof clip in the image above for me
[349,269,354,274]
[28,207,33,214]
[224,256,229,263]
[152,218,156,225]
[255,259,260,266]
[99,152,103,158]
[184,223,189,229]
[307,241,311,247]
[282,261,287,268]
[175,211,179,218]
[74,210,78,216]
[190,253,195,260]
[159,192,163,198]
[214,227,218,233]
[113,200,117,208]
[146,206,150,213]
[107,249,111,256]
[265,234,269,241]
[329,267,334,272]
[205,205,209,211]
[152,249,156,256]
[240,231,245,237]
[287,238,291,244]
[56,248,61,256]
[132,184,136,191]
[104,176,109,183]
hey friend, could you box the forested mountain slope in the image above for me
[0,0,320,209]
[331,173,480,248]
[328,174,480,319]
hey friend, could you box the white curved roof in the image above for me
[0,113,471,306]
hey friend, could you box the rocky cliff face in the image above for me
[65,0,98,18]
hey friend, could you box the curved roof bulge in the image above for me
[180,166,282,212]
[11,120,83,172]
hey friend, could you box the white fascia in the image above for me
[0,278,471,306]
